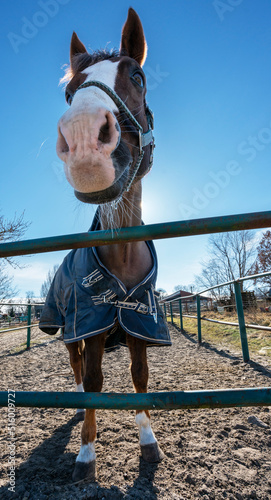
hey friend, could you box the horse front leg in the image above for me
[72,332,106,482]
[66,340,85,416]
[126,334,164,463]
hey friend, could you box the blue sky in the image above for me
[1,0,271,297]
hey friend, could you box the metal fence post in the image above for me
[196,295,202,344]
[163,303,167,320]
[170,302,174,325]
[179,299,183,331]
[26,303,31,350]
[234,281,250,362]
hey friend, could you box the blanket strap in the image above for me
[102,286,158,323]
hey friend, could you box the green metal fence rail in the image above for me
[0,210,271,258]
[0,302,44,349]
[0,323,39,335]
[164,270,271,302]
[0,388,270,410]
[1,209,270,410]
[162,269,271,363]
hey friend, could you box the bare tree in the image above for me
[157,288,167,299]
[173,284,195,293]
[40,264,60,299]
[195,259,226,300]
[195,230,257,298]
[253,230,271,285]
[0,263,17,300]
[0,211,30,300]
[251,230,271,297]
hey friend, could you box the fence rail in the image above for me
[0,210,271,257]
[0,323,39,335]
[195,316,271,331]
[162,269,271,363]
[1,209,270,410]
[0,388,270,410]
[0,301,45,347]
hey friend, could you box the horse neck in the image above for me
[97,181,152,288]
[99,181,143,230]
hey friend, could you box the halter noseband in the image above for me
[69,80,155,193]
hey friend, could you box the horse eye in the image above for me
[132,72,144,88]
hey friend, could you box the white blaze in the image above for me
[57,59,121,194]
[71,60,119,114]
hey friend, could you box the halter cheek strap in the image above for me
[69,80,155,193]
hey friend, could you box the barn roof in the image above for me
[160,290,212,303]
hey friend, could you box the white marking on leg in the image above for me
[76,383,85,414]
[76,442,96,463]
[135,412,156,445]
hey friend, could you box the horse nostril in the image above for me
[56,128,70,159]
[97,112,120,149]
[98,122,111,144]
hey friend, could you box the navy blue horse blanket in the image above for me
[39,209,171,349]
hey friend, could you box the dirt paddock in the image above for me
[0,324,271,499]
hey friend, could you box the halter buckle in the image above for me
[138,131,143,154]
[146,106,154,131]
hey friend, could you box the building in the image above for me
[160,290,212,313]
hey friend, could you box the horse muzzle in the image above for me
[56,107,121,193]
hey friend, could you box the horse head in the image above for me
[56,8,154,205]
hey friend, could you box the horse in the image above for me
[39,7,171,482]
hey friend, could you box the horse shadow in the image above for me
[0,412,78,499]
[0,411,159,500]
[125,458,159,499]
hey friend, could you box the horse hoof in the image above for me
[141,442,165,463]
[72,460,96,482]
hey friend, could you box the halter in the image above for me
[69,80,155,193]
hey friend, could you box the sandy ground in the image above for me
[0,324,271,500]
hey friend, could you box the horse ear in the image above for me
[120,8,147,67]
[70,32,87,70]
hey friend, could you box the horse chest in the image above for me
[97,242,153,289]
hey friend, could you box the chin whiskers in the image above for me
[100,190,142,233]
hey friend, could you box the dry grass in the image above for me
[168,310,271,358]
